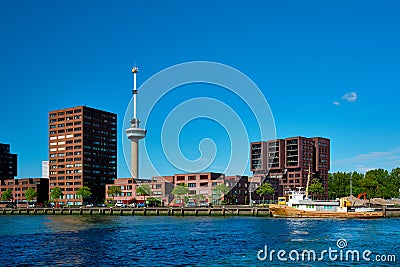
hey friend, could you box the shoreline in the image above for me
[1,206,400,217]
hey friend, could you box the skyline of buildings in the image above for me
[1,103,332,206]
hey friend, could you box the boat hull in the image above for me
[269,204,384,219]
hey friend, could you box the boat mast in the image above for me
[305,166,311,199]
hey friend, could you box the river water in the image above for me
[0,216,398,266]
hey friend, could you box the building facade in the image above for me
[49,106,117,205]
[224,176,249,205]
[250,141,268,176]
[173,172,225,205]
[0,178,49,205]
[0,143,17,180]
[42,161,49,178]
[105,176,174,206]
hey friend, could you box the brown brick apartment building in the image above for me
[250,136,330,198]
[0,178,49,205]
[49,106,117,205]
[224,175,249,205]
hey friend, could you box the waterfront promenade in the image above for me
[2,206,400,217]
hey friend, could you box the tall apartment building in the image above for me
[0,143,17,180]
[49,106,117,205]
[250,136,330,198]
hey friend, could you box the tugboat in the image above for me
[269,169,384,219]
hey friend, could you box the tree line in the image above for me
[328,168,400,199]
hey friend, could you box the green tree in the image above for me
[76,186,92,205]
[359,176,379,199]
[171,183,189,205]
[256,182,275,205]
[50,187,63,205]
[136,184,152,206]
[212,184,230,205]
[194,194,206,205]
[389,168,400,198]
[107,186,122,204]
[147,197,162,207]
[308,179,325,199]
[1,189,13,202]
[24,188,38,205]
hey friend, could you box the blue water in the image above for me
[0,216,398,266]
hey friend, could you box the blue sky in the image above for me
[1,1,399,178]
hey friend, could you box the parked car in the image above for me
[198,202,210,207]
[97,203,106,207]
[185,202,196,207]
[137,203,145,208]
[85,203,94,207]
[115,202,127,208]
[129,203,136,208]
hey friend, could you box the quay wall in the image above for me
[1,207,399,217]
[0,207,271,217]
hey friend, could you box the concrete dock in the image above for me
[0,206,272,217]
[1,206,399,217]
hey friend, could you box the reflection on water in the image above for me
[0,216,398,266]
[44,215,117,233]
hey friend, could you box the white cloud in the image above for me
[333,148,400,173]
[333,101,340,106]
[342,92,358,103]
